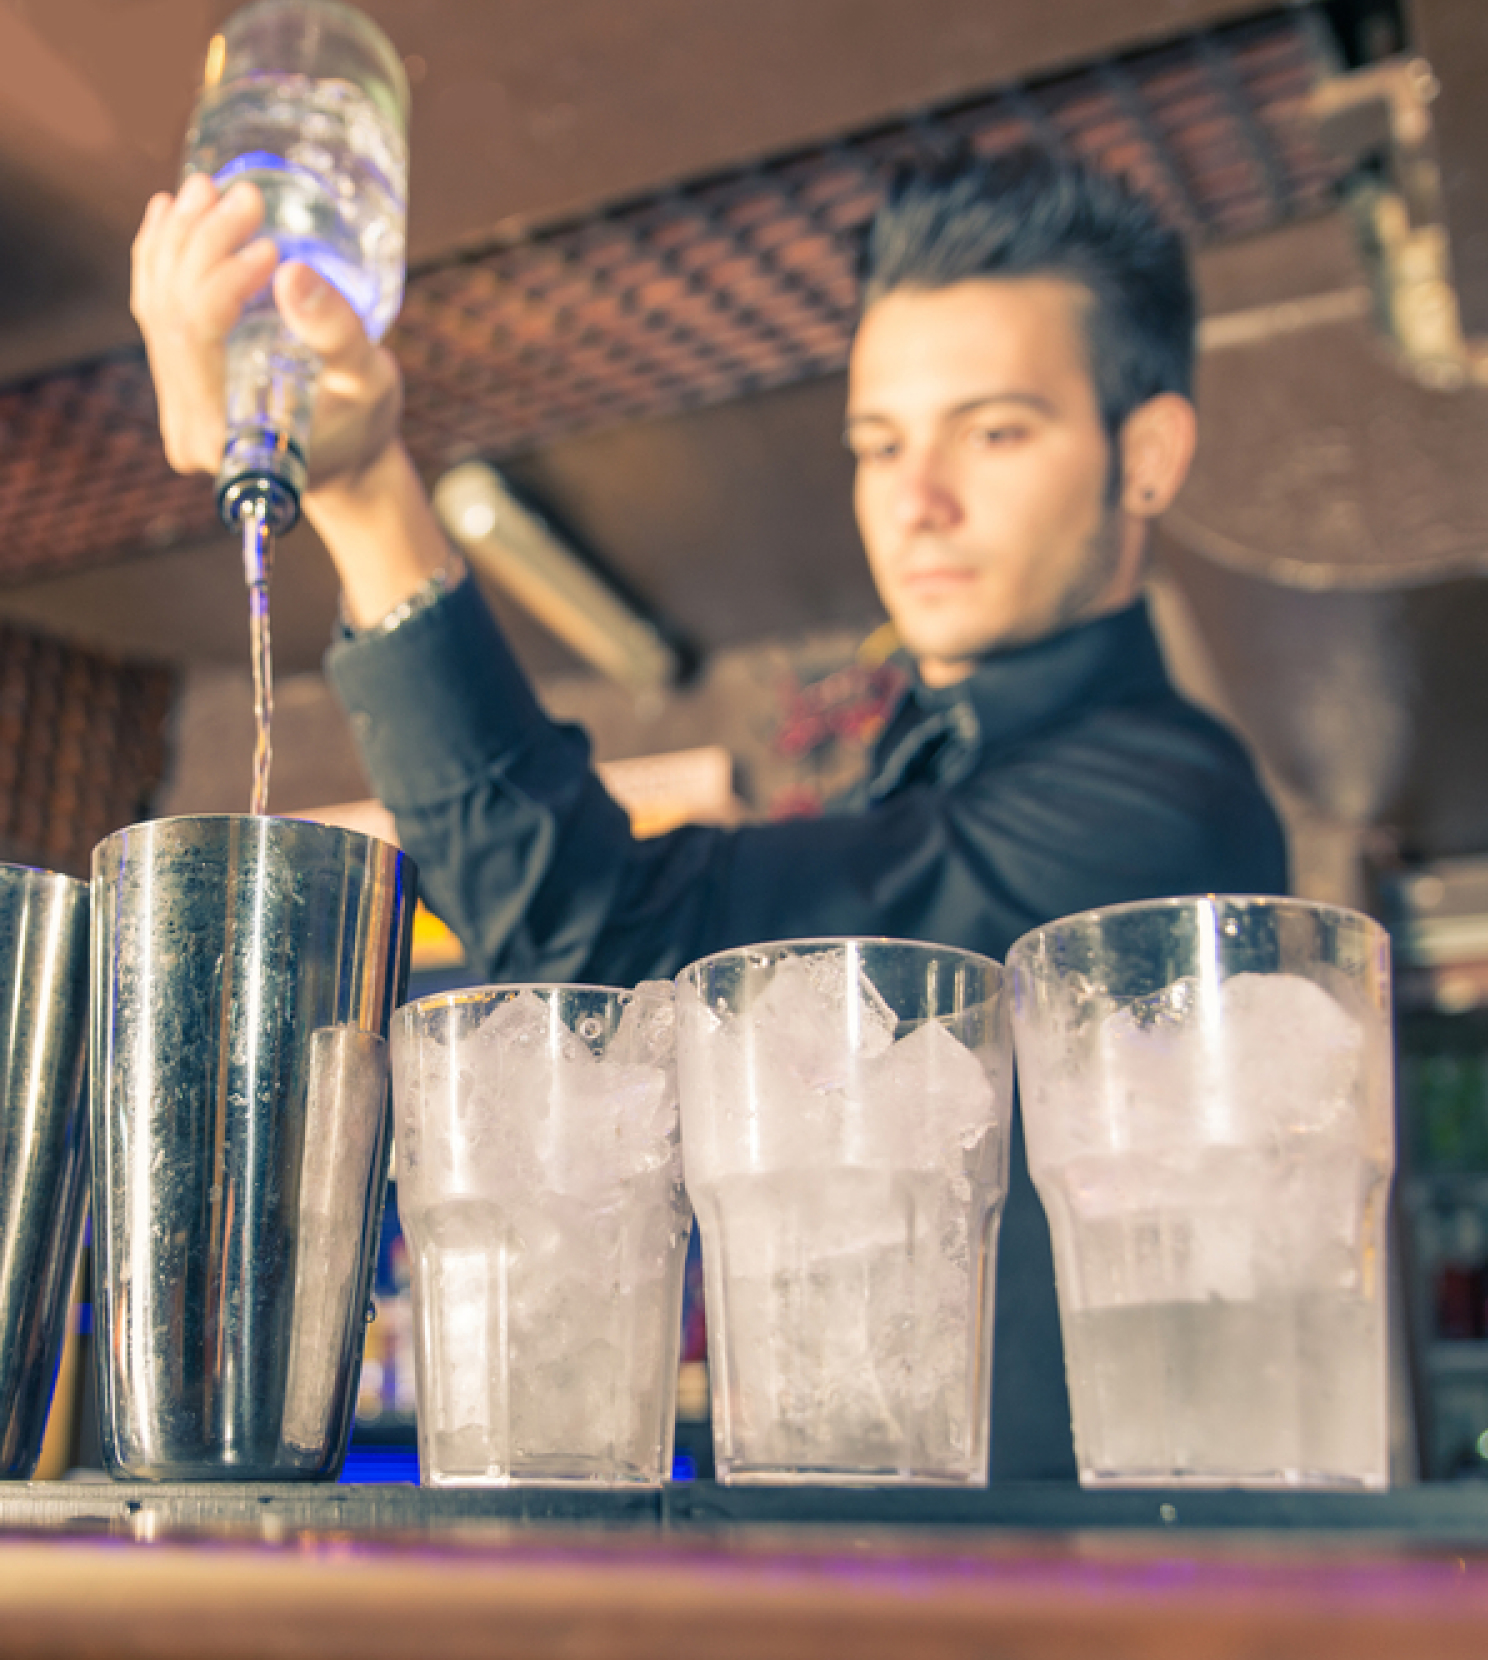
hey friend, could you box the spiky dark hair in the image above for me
[860,148,1196,439]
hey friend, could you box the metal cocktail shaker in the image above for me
[91,815,415,1480]
[0,865,90,1478]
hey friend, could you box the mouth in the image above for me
[898,566,979,595]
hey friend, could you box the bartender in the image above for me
[131,148,1287,1479]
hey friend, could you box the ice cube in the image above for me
[1046,970,1366,1162]
[462,993,595,1190]
[538,1054,678,1194]
[1218,972,1364,1138]
[475,988,592,1072]
[403,988,684,1210]
[474,986,549,1046]
[858,1019,999,1168]
[390,1026,429,1177]
[802,951,898,1053]
[394,1008,483,1185]
[1122,975,1204,1033]
[609,983,676,1067]
[1041,971,1372,1305]
[743,953,896,1096]
[428,1243,500,1441]
[1092,974,1220,1150]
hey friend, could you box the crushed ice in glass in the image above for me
[678,952,1006,1479]
[392,985,687,1485]
[1086,970,1367,1156]
[1020,965,1392,1488]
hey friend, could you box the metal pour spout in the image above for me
[218,436,305,540]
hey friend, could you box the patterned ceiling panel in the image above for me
[0,7,1338,586]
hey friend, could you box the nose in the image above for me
[889,447,962,534]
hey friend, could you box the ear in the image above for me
[1118,393,1197,519]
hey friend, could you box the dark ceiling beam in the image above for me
[386,0,1281,251]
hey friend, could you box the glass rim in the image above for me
[1006,891,1388,966]
[396,980,671,1019]
[676,934,1005,985]
[91,812,402,860]
[0,860,87,894]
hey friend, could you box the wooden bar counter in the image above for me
[3,1483,1488,1658]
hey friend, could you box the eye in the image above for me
[844,431,900,465]
[967,423,1030,449]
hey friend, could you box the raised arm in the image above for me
[130,176,449,627]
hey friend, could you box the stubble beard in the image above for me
[1037,502,1134,643]
[939,503,1134,667]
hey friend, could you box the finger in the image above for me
[273,262,371,364]
[148,170,219,297]
[178,180,267,295]
[129,192,174,320]
[191,237,280,339]
[131,191,172,263]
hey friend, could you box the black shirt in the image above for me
[328,579,1288,1477]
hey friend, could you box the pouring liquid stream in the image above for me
[241,497,274,818]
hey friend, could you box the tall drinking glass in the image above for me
[1008,896,1394,1489]
[677,939,1011,1485]
[392,983,690,1486]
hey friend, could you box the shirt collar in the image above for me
[893,597,1171,754]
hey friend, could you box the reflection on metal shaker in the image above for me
[90,815,415,1480]
[282,1026,390,1454]
[0,865,89,1478]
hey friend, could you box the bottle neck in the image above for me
[216,311,320,535]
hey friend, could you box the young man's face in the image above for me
[846,275,1134,686]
